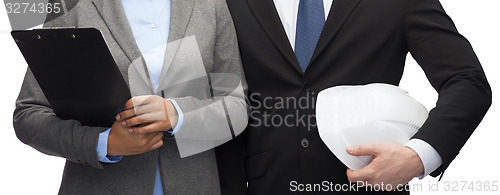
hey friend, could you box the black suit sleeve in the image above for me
[404,0,492,178]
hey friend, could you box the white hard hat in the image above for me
[315,83,428,170]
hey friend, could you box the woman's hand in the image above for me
[116,95,178,133]
[107,120,164,156]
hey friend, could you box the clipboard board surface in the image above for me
[12,28,131,127]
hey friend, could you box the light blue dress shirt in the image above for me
[95,0,183,194]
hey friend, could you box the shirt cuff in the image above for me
[405,138,443,179]
[97,128,123,163]
[166,98,184,135]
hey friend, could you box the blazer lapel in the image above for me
[156,0,196,92]
[168,0,196,43]
[309,0,361,66]
[91,0,154,92]
[246,0,303,75]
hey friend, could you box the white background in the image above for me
[0,0,498,194]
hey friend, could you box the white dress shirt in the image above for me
[273,0,442,178]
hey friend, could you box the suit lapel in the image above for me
[309,0,361,66]
[157,0,196,92]
[246,0,303,75]
[168,0,196,42]
[92,0,154,92]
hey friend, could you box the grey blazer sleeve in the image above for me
[13,69,106,169]
[13,8,106,169]
[171,0,249,157]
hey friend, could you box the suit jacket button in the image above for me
[301,138,310,148]
[303,83,312,92]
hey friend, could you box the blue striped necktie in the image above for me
[295,0,325,72]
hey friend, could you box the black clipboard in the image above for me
[12,28,131,127]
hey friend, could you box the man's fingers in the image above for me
[347,144,379,156]
[346,169,355,179]
[346,161,383,184]
[346,168,364,182]
[347,169,368,187]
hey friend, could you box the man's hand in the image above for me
[346,142,424,191]
[116,95,178,133]
[107,120,164,156]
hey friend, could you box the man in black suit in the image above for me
[217,0,491,194]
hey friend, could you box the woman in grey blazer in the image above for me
[13,0,248,194]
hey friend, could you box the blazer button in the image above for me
[301,138,310,149]
[303,83,312,92]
